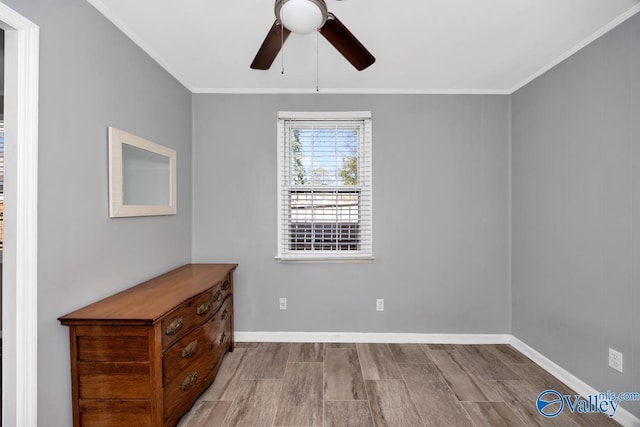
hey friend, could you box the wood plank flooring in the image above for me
[177,343,621,427]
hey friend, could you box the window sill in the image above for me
[275,255,375,264]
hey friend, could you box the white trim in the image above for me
[275,255,374,263]
[510,337,640,427]
[234,331,511,344]
[276,114,373,261]
[507,95,513,333]
[276,118,284,257]
[0,3,39,427]
[193,87,512,95]
[278,111,372,120]
[86,0,192,92]
[509,4,640,93]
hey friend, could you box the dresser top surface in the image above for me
[58,264,237,325]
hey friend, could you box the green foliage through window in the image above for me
[289,127,359,186]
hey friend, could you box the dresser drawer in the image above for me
[209,275,232,320]
[162,296,232,386]
[163,350,219,426]
[216,295,233,352]
[160,277,232,349]
[161,290,214,348]
[212,294,232,328]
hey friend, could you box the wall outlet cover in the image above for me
[608,348,623,373]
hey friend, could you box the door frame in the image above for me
[0,3,39,427]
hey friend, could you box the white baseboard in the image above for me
[234,331,511,344]
[510,336,640,427]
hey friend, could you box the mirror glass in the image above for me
[122,143,171,206]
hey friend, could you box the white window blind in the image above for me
[277,112,373,261]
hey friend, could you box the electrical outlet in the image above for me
[608,348,623,373]
[279,297,287,310]
[376,299,384,311]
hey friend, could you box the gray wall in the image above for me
[1,0,192,425]
[635,16,640,417]
[192,94,510,335]
[512,14,640,417]
[0,29,4,93]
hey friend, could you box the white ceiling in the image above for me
[88,0,640,94]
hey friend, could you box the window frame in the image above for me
[276,111,373,262]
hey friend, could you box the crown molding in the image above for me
[87,0,193,92]
[192,87,512,95]
[509,3,640,93]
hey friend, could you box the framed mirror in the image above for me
[108,127,177,217]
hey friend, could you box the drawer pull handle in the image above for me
[221,309,228,321]
[213,290,222,302]
[166,318,183,336]
[180,371,198,391]
[221,280,230,291]
[219,333,226,345]
[181,340,199,358]
[196,302,212,316]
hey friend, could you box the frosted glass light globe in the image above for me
[279,0,324,34]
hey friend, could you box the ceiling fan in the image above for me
[250,0,375,71]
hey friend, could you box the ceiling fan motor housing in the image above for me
[275,0,329,34]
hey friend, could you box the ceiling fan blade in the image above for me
[251,20,291,70]
[319,13,375,71]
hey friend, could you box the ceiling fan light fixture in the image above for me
[252,0,375,71]
[275,0,328,34]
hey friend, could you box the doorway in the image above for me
[0,3,39,427]
[0,27,4,427]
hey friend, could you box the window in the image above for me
[277,112,373,261]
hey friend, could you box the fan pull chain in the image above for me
[281,23,285,75]
[316,31,320,92]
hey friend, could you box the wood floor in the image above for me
[177,343,620,427]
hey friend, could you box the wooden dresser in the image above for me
[59,263,237,427]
